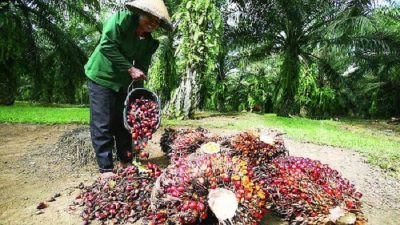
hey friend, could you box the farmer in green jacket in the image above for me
[85,0,172,176]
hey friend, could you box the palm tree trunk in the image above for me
[160,34,176,105]
[275,43,301,116]
[216,50,226,112]
[165,66,201,119]
[0,58,17,105]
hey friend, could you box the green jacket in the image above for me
[85,10,159,92]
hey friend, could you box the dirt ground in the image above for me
[0,122,399,225]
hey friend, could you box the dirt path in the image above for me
[0,124,399,225]
[0,124,82,225]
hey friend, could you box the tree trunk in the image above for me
[165,66,201,119]
[275,44,301,116]
[216,50,226,112]
[160,34,176,105]
[0,58,17,105]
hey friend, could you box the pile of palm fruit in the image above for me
[76,128,366,225]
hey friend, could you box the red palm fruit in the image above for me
[126,185,134,191]
[171,191,180,197]
[197,202,205,212]
[99,213,107,219]
[189,201,197,210]
[182,204,189,211]
[245,192,253,200]
[346,200,355,209]
[140,151,149,159]
[109,209,116,216]
[177,186,185,192]
[222,174,231,182]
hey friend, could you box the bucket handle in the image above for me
[128,80,135,94]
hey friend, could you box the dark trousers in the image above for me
[88,79,139,173]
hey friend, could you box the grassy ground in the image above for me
[1,103,399,176]
[0,102,89,124]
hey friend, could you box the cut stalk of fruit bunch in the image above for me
[200,142,221,154]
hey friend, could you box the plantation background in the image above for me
[1,0,400,119]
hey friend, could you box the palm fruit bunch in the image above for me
[228,155,267,225]
[258,156,366,224]
[127,97,160,151]
[144,156,211,225]
[75,163,161,225]
[145,147,267,225]
[230,131,288,166]
[159,127,220,162]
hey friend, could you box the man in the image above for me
[84,0,172,176]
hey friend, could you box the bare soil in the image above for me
[0,122,399,225]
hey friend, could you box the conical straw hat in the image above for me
[125,0,173,32]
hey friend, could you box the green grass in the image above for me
[1,104,399,177]
[0,102,89,124]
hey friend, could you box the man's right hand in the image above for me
[128,67,147,81]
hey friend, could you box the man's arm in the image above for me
[99,11,133,73]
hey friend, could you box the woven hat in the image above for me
[125,0,173,32]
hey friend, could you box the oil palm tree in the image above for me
[0,0,101,104]
[227,0,374,116]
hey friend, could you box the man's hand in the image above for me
[128,67,147,81]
